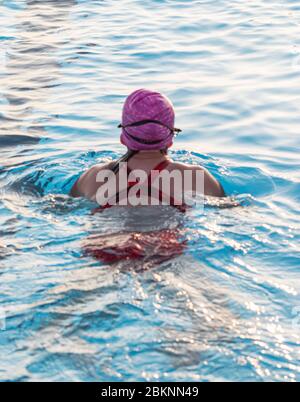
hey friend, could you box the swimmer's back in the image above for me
[71,158,225,201]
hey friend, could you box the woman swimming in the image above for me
[72,89,225,265]
[71,89,225,207]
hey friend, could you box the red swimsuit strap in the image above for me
[147,159,170,188]
[148,160,187,212]
[152,159,170,173]
[93,158,187,213]
[128,159,170,188]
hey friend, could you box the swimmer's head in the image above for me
[119,89,181,151]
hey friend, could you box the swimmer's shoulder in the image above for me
[167,160,225,198]
[70,161,115,198]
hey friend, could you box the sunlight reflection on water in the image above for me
[0,0,299,382]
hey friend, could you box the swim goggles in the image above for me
[118,119,182,145]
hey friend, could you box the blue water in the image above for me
[0,0,300,382]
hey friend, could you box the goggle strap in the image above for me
[118,120,182,134]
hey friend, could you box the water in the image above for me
[0,0,300,382]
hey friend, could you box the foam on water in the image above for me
[0,0,299,382]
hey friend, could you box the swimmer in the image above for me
[71,89,225,207]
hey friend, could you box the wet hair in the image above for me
[111,149,168,175]
[110,150,137,175]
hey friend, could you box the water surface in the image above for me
[0,0,300,382]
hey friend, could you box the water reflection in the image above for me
[0,0,299,382]
[0,0,76,144]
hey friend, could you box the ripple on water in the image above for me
[0,0,300,382]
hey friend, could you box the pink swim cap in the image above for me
[120,89,179,151]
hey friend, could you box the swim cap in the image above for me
[120,89,177,151]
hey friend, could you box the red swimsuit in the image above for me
[85,160,187,265]
[93,159,187,213]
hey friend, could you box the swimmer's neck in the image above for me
[130,150,169,160]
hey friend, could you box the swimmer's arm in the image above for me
[70,164,110,199]
[190,165,225,197]
[202,168,225,197]
[173,162,225,198]
[70,167,96,198]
